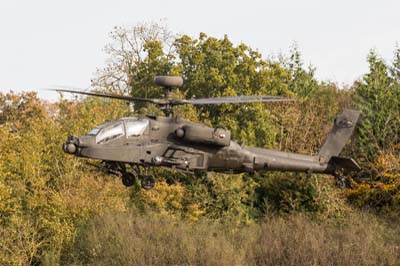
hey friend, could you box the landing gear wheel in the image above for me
[141,175,155,190]
[334,168,346,189]
[335,175,346,189]
[122,173,136,187]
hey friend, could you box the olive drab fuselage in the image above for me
[58,76,361,189]
[63,109,361,179]
[65,115,255,174]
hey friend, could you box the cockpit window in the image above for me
[126,119,149,137]
[88,121,113,136]
[88,127,101,136]
[96,122,125,144]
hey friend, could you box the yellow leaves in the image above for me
[186,203,206,222]
[372,148,400,182]
[57,97,129,137]
[59,173,128,221]
[0,181,12,204]
[0,92,134,262]
[347,181,400,211]
[0,181,16,223]
[138,179,185,215]
[0,215,45,266]
[144,40,164,59]
[137,179,207,222]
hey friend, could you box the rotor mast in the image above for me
[154,76,184,117]
[162,87,173,117]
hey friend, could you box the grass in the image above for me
[63,210,400,266]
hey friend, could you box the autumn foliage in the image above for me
[1,22,400,265]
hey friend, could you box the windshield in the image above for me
[88,121,113,136]
[88,127,101,136]
[126,119,149,137]
[96,122,125,144]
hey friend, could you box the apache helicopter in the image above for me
[54,76,361,190]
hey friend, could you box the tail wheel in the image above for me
[141,175,155,190]
[122,173,136,187]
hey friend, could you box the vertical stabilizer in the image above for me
[319,109,361,163]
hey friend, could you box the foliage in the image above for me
[347,145,400,212]
[353,50,400,162]
[0,92,130,265]
[348,49,400,212]
[1,22,400,265]
[283,44,319,98]
[92,20,175,95]
[256,173,322,214]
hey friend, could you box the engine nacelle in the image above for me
[176,124,231,146]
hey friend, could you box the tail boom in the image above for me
[245,147,329,174]
[242,109,361,175]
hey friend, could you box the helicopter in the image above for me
[54,76,361,190]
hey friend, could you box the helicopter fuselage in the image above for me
[64,115,260,174]
[57,77,361,189]
[63,110,360,186]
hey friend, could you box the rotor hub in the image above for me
[153,76,184,117]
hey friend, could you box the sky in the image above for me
[0,0,399,101]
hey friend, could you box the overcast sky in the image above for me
[0,0,398,101]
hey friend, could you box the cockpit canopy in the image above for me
[88,118,149,144]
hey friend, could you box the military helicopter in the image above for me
[54,76,361,190]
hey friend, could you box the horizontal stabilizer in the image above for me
[329,156,361,173]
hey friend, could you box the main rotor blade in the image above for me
[48,88,164,105]
[48,88,295,107]
[181,95,295,105]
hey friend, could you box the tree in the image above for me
[283,44,319,98]
[347,49,400,213]
[92,20,175,95]
[0,92,130,264]
[353,50,400,162]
